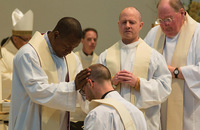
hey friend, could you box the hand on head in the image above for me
[75,68,91,90]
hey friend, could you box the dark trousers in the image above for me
[70,121,84,130]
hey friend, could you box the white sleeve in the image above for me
[135,49,172,108]
[14,49,77,111]
[181,64,200,99]
[144,26,159,47]
[180,25,200,99]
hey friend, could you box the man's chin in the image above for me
[165,32,176,38]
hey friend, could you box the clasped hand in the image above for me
[112,70,137,87]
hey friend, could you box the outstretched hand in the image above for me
[75,68,91,90]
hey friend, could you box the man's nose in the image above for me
[126,22,131,28]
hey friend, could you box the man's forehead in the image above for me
[119,14,137,22]
[120,11,138,20]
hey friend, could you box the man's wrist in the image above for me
[173,67,179,78]
[111,76,118,86]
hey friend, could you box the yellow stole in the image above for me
[89,98,136,130]
[29,31,77,130]
[106,38,151,106]
[153,14,197,130]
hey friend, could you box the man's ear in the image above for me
[88,79,94,88]
[54,31,60,39]
[140,22,144,30]
[179,8,186,16]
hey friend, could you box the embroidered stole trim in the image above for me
[90,98,136,130]
[29,31,76,130]
[153,14,197,130]
[106,38,151,106]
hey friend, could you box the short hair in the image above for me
[88,64,111,84]
[157,0,185,12]
[82,28,98,39]
[119,7,142,22]
[53,17,82,40]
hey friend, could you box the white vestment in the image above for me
[0,38,17,100]
[75,50,98,69]
[84,91,147,130]
[144,22,200,130]
[9,32,83,130]
[98,40,172,130]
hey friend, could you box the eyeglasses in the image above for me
[156,17,173,24]
[79,80,94,96]
[14,35,30,42]
[79,87,86,96]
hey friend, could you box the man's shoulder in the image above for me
[106,92,140,113]
[108,40,121,49]
[144,25,160,43]
[140,38,163,58]
[98,40,120,61]
[15,44,35,59]
[0,38,16,59]
[67,51,79,60]
[149,25,160,33]
[74,50,81,58]
[74,50,81,54]
[86,104,110,120]
[103,40,121,54]
[92,52,99,60]
[90,97,143,121]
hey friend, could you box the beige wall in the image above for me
[0,0,160,55]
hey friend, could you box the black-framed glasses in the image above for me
[79,80,94,96]
[79,87,86,96]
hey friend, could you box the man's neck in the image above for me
[122,37,139,45]
[101,90,114,99]
[82,49,93,56]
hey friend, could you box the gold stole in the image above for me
[153,14,197,130]
[29,31,76,130]
[106,38,151,105]
[89,98,136,130]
